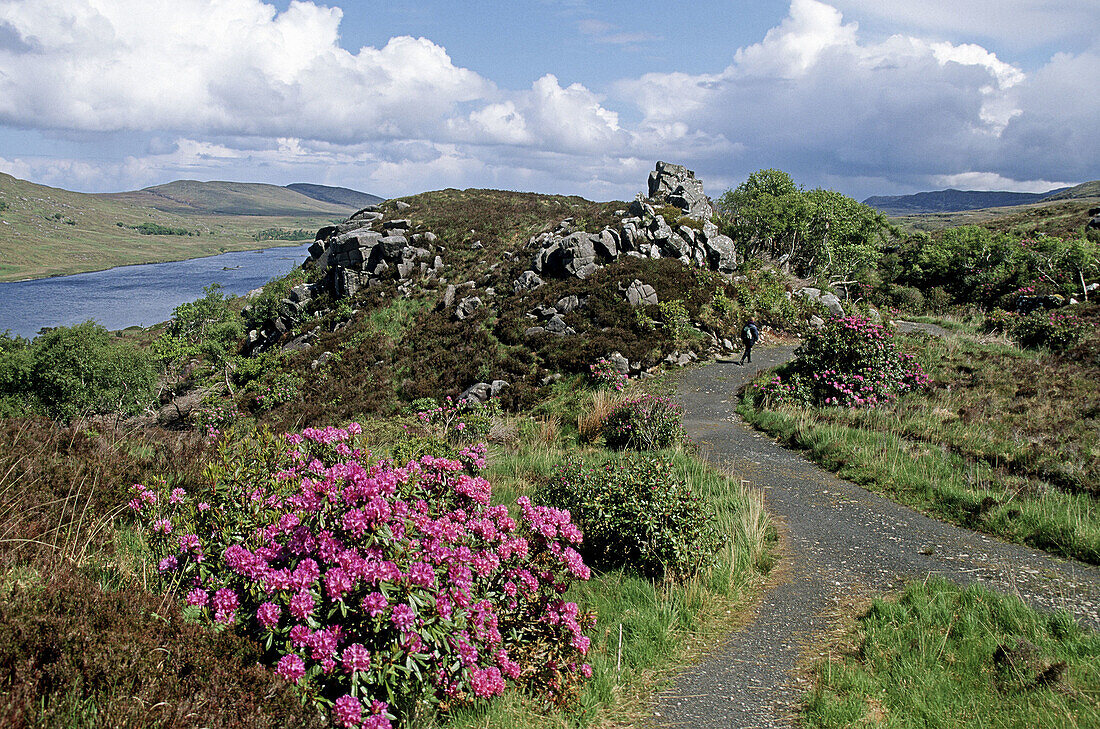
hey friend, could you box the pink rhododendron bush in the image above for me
[751,315,929,408]
[133,424,594,727]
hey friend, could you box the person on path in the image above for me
[739,319,760,365]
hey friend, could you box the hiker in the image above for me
[739,319,760,365]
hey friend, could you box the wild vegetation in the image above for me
[0,169,1097,727]
[802,578,1100,729]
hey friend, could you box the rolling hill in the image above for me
[286,183,383,209]
[870,180,1100,235]
[0,174,383,281]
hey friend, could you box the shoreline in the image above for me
[3,238,311,284]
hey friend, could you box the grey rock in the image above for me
[545,314,576,336]
[595,229,619,259]
[459,382,492,403]
[608,351,630,375]
[704,234,737,272]
[394,200,411,210]
[646,161,715,220]
[454,296,483,321]
[819,293,845,317]
[555,295,582,314]
[809,315,826,329]
[310,351,335,371]
[524,326,547,337]
[490,380,509,398]
[623,279,658,307]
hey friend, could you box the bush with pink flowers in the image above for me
[753,316,928,409]
[133,423,594,727]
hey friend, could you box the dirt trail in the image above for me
[656,343,1100,728]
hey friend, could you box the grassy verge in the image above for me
[802,577,1100,728]
[740,329,1100,564]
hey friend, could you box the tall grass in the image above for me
[803,577,1100,729]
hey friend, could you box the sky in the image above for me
[0,0,1097,202]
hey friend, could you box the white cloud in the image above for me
[832,1,1096,49]
[0,0,491,141]
[615,0,1093,196]
[930,172,1072,193]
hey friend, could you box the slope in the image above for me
[0,174,352,281]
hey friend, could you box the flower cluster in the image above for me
[588,357,628,392]
[192,399,242,439]
[602,394,684,450]
[134,423,594,726]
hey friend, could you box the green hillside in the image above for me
[0,174,356,281]
[110,179,354,216]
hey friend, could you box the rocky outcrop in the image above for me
[512,162,733,290]
[1089,206,1100,230]
[647,161,714,220]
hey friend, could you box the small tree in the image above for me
[31,321,157,420]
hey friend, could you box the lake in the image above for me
[0,243,312,339]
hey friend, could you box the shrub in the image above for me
[759,316,928,409]
[539,454,721,579]
[588,357,627,391]
[657,299,692,342]
[135,424,594,726]
[416,396,496,444]
[754,372,812,408]
[602,394,684,450]
[250,371,303,411]
[1011,310,1091,351]
[30,321,157,420]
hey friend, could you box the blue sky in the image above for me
[0,0,1097,202]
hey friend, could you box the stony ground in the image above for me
[656,341,1100,728]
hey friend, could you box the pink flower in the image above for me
[276,653,306,682]
[333,694,363,728]
[392,603,416,632]
[256,601,281,629]
[289,590,316,620]
[212,588,239,625]
[185,588,208,607]
[342,643,371,673]
[362,591,388,617]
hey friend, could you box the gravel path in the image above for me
[655,342,1100,728]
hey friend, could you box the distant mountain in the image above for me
[286,183,383,209]
[863,188,1070,216]
[108,180,359,217]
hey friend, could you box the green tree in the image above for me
[30,321,157,420]
[718,169,808,266]
[804,188,892,283]
[156,283,242,364]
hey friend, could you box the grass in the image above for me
[740,327,1100,564]
[0,172,352,281]
[802,577,1100,729]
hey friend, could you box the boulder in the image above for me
[703,234,737,272]
[459,382,492,403]
[608,351,630,375]
[623,279,658,307]
[555,295,582,314]
[513,270,544,292]
[454,296,483,321]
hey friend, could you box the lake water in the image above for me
[0,243,312,338]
